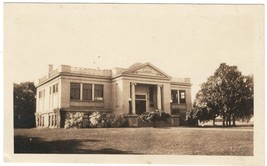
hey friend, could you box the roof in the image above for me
[120,62,172,79]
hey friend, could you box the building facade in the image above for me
[35,62,192,128]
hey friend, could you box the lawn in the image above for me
[14,127,253,155]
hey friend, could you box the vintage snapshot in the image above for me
[4,3,264,165]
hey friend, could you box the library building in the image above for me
[35,62,192,127]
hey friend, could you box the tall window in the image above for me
[171,90,178,103]
[179,90,186,103]
[83,84,92,100]
[94,84,104,100]
[39,91,42,98]
[53,83,58,93]
[39,89,45,98]
[70,83,80,100]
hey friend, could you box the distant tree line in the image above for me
[14,82,36,128]
[186,63,253,126]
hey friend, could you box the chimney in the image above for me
[48,64,53,74]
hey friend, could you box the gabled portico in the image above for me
[129,83,163,115]
[111,62,173,116]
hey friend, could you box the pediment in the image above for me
[122,63,171,79]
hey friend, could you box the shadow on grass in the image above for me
[196,124,254,128]
[14,136,140,154]
[183,124,253,128]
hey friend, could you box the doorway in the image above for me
[135,95,146,115]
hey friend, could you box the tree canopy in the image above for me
[192,63,253,126]
[14,82,36,128]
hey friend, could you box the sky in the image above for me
[4,4,262,100]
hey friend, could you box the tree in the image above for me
[193,63,253,126]
[234,75,254,123]
[13,82,36,128]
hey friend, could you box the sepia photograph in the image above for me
[4,3,264,165]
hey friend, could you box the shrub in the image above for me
[88,112,127,128]
[64,112,84,129]
[160,111,171,122]
[100,113,127,127]
[140,110,170,123]
[82,119,90,128]
[89,112,102,127]
[185,109,199,126]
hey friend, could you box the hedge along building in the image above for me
[35,62,192,128]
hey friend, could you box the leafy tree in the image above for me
[234,75,254,122]
[13,82,36,128]
[193,63,253,126]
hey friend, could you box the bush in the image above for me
[82,119,90,128]
[140,110,171,123]
[89,112,102,127]
[100,113,127,128]
[63,111,127,129]
[185,109,199,126]
[88,112,127,128]
[64,112,84,129]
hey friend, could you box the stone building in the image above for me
[35,62,192,128]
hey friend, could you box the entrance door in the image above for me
[135,95,146,115]
[136,100,146,115]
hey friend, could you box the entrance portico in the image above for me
[130,83,163,115]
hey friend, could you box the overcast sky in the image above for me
[5,4,262,99]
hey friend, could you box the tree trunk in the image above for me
[225,114,228,126]
[213,118,215,126]
[222,114,225,126]
[233,114,236,126]
[229,115,231,126]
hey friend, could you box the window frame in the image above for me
[82,83,93,101]
[179,90,186,104]
[171,90,178,104]
[94,84,104,101]
[39,89,45,98]
[70,83,81,100]
[52,83,58,94]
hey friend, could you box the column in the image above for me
[157,85,162,110]
[131,83,136,114]
[92,84,95,101]
[80,83,83,100]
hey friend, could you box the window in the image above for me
[94,84,104,100]
[179,90,186,103]
[171,90,178,103]
[39,91,42,98]
[83,84,92,100]
[53,83,58,93]
[39,89,45,98]
[136,95,146,100]
[70,83,80,100]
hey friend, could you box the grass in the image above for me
[14,127,253,155]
